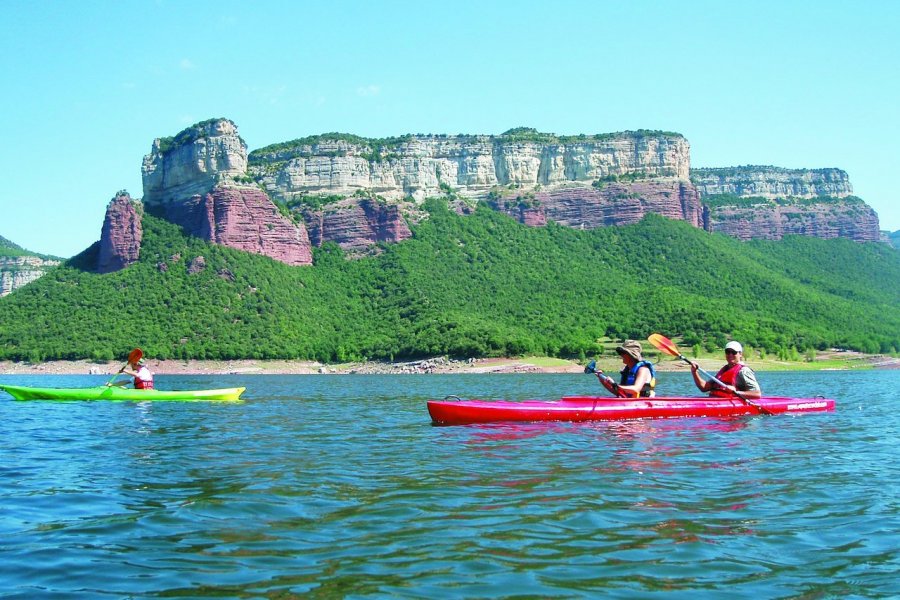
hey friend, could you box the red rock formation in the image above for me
[165,185,313,266]
[98,192,142,273]
[491,181,703,229]
[706,201,882,242]
[303,198,412,252]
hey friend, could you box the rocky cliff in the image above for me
[692,166,881,242]
[691,166,854,198]
[162,185,313,266]
[490,181,703,229]
[0,255,62,296]
[139,119,313,267]
[142,119,249,205]
[250,129,691,203]
[247,128,701,241]
[118,120,883,271]
[703,197,881,242]
[97,192,143,273]
[302,198,412,254]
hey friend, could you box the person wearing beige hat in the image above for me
[591,340,657,397]
[689,341,761,399]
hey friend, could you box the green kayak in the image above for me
[0,384,246,402]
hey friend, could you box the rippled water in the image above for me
[1,370,898,598]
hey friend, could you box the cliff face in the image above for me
[142,119,249,205]
[162,185,313,266]
[0,255,61,296]
[140,119,313,267]
[250,133,691,204]
[129,119,883,269]
[97,192,143,273]
[491,181,703,229]
[249,130,698,240]
[302,199,412,253]
[705,199,882,242]
[691,166,853,198]
[692,166,880,242]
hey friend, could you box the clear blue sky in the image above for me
[2,0,898,257]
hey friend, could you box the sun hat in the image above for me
[725,341,743,353]
[615,340,643,361]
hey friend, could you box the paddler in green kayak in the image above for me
[109,354,154,390]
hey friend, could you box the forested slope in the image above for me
[1,200,897,362]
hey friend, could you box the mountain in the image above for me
[80,118,882,277]
[0,204,897,362]
[0,235,62,297]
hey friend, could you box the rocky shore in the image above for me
[0,356,585,376]
[1,352,896,376]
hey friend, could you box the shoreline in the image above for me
[1,353,897,376]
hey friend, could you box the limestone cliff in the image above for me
[0,255,62,296]
[249,130,691,204]
[142,119,249,205]
[692,166,880,242]
[248,128,699,239]
[141,119,313,267]
[691,166,853,198]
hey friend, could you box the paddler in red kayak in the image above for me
[689,340,761,399]
[591,340,657,398]
[111,356,155,390]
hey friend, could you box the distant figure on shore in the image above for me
[112,356,154,390]
[689,341,761,399]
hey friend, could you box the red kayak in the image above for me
[427,395,835,425]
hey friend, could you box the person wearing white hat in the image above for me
[113,356,155,390]
[689,340,761,399]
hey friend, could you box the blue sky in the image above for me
[2,0,898,257]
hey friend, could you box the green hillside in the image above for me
[0,235,27,257]
[0,234,62,259]
[0,200,898,362]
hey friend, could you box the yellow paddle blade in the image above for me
[647,333,681,357]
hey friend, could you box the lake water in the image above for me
[1,370,897,598]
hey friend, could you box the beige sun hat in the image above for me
[615,340,643,361]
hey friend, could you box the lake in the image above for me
[1,370,897,598]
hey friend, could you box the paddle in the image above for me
[647,334,771,415]
[106,348,143,387]
[584,360,626,397]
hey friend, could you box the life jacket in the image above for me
[710,363,743,397]
[134,367,154,390]
[620,360,657,397]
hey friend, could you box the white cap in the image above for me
[725,341,743,353]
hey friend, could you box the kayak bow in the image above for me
[0,384,246,402]
[428,395,835,425]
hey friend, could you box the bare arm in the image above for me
[616,366,651,398]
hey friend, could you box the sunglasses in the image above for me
[725,349,739,355]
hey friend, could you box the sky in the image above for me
[1,0,898,257]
